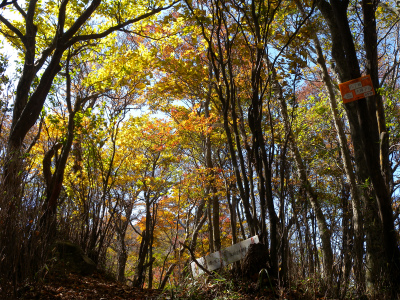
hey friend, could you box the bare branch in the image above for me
[180,242,212,276]
[0,0,16,9]
[0,14,25,42]
[65,2,179,48]
[13,1,27,19]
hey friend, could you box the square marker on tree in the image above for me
[338,75,375,103]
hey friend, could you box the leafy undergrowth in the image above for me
[168,280,277,300]
[14,271,328,300]
[160,273,325,300]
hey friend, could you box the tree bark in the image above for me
[204,93,221,251]
[317,0,400,293]
[116,229,128,283]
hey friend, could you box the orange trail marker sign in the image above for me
[338,75,375,103]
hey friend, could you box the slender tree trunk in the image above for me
[275,69,334,291]
[292,187,307,278]
[338,181,352,298]
[116,229,128,283]
[222,112,256,236]
[227,189,237,245]
[159,263,176,290]
[237,201,247,240]
[133,194,152,288]
[207,195,214,253]
[303,201,315,276]
[300,199,316,278]
[148,233,154,289]
[204,95,221,251]
[189,200,207,251]
[237,99,260,235]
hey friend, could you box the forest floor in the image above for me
[15,270,324,300]
[17,271,161,299]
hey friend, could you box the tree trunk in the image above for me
[294,0,365,292]
[133,194,152,288]
[204,95,221,251]
[116,231,128,283]
[317,0,400,293]
[227,190,238,245]
[275,68,334,291]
